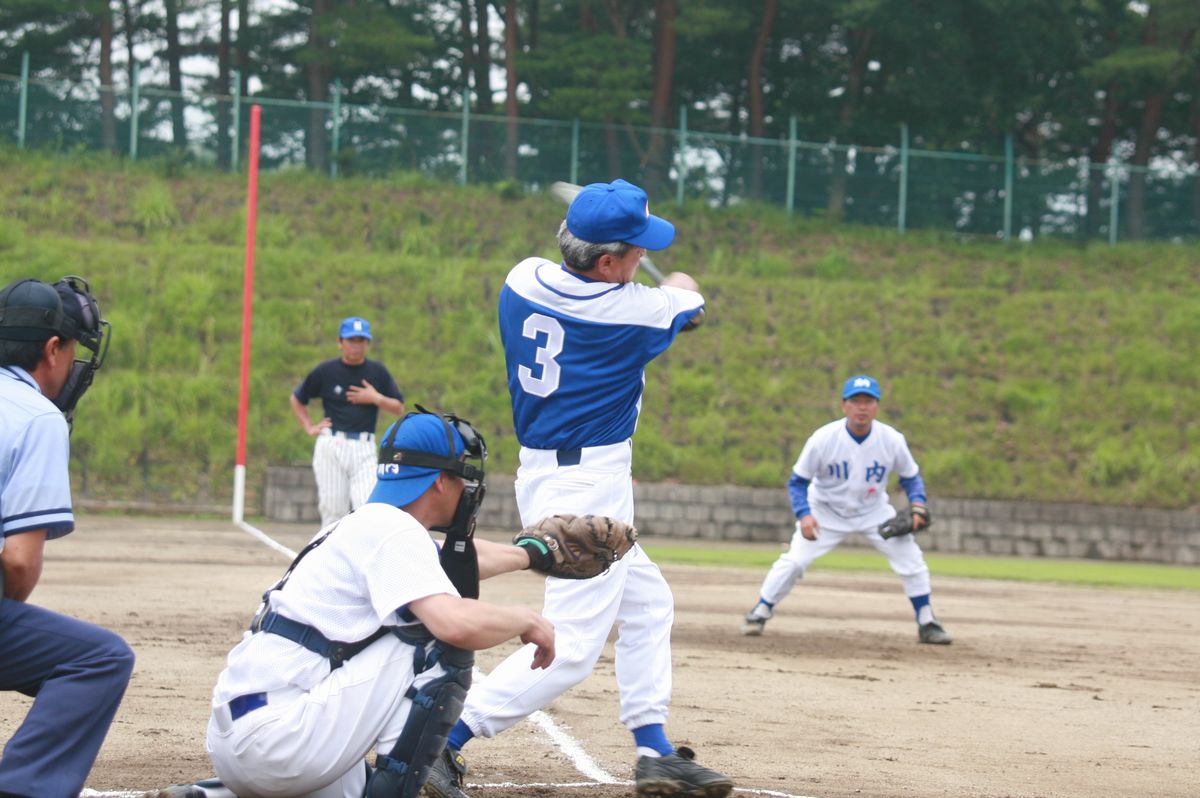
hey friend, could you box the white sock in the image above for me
[917,605,935,626]
[637,746,664,758]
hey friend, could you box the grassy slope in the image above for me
[1,148,1197,509]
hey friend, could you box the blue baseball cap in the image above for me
[842,375,882,400]
[339,316,372,340]
[368,414,466,508]
[566,179,676,250]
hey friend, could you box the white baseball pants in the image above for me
[459,441,674,736]
[759,509,932,605]
[312,431,377,528]
[206,636,447,798]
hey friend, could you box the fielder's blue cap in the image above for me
[368,413,466,508]
[566,179,675,250]
[339,316,372,340]
[842,374,882,400]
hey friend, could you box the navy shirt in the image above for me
[293,358,403,434]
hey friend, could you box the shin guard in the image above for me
[363,643,474,798]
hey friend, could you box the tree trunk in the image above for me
[503,0,520,179]
[1086,87,1119,241]
[644,0,677,195]
[306,0,332,174]
[121,0,137,89]
[217,0,232,169]
[747,0,777,199]
[99,6,117,153]
[473,0,493,113]
[1126,91,1164,240]
[828,26,874,222]
[164,0,187,148]
[460,0,474,90]
[237,0,250,97]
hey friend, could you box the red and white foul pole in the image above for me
[233,104,261,524]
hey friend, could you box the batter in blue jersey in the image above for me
[428,180,732,798]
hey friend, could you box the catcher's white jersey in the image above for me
[213,502,456,703]
[794,419,920,528]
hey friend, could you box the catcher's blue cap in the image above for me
[368,413,466,508]
[842,375,882,400]
[566,179,675,250]
[339,316,372,340]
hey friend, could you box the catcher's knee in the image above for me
[364,643,473,798]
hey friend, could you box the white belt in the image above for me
[518,440,632,471]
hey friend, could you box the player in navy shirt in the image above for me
[428,180,732,798]
[290,316,405,527]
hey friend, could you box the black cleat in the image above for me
[422,747,471,798]
[918,621,953,644]
[635,746,733,797]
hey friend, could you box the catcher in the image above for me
[740,375,952,645]
[157,409,634,798]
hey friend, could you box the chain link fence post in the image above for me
[898,122,909,234]
[128,62,140,159]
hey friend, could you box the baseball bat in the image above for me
[549,181,668,285]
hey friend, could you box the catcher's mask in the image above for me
[372,405,488,537]
[0,275,111,424]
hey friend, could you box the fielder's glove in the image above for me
[514,514,638,579]
[878,505,932,540]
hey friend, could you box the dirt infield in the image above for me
[3,515,1198,798]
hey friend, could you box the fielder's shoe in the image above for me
[918,620,953,645]
[635,746,734,798]
[422,747,471,798]
[740,602,773,636]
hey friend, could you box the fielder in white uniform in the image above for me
[160,411,555,798]
[427,179,732,798]
[741,375,952,644]
[290,316,405,527]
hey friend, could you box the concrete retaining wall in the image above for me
[263,466,1200,565]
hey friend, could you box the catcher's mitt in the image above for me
[514,514,638,579]
[878,505,932,540]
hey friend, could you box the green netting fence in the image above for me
[3,65,1198,244]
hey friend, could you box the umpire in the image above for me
[0,276,135,798]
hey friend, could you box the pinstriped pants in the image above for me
[311,431,377,527]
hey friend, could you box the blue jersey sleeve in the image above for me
[898,474,927,505]
[787,472,812,518]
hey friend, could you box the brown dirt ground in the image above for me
[2,515,1197,798]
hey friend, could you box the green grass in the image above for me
[2,147,1198,509]
[641,543,1200,591]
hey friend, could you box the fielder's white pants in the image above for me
[206,635,447,798]
[312,431,377,528]
[459,440,674,736]
[758,504,932,605]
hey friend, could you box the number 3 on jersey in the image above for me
[518,313,563,397]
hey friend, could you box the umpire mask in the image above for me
[0,275,110,425]
[52,276,111,425]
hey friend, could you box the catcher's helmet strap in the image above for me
[380,447,484,483]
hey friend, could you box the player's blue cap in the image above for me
[339,316,372,340]
[566,179,675,250]
[842,374,882,400]
[368,413,466,508]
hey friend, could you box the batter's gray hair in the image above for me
[557,220,635,272]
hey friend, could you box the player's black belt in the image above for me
[556,448,582,466]
[331,430,374,440]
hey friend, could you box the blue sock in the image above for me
[910,593,933,624]
[632,723,674,756]
[447,720,475,751]
[758,598,775,609]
